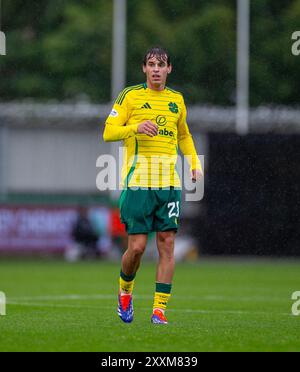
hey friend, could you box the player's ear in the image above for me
[142,64,147,74]
[167,64,172,74]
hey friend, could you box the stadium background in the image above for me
[1,0,299,257]
[0,0,300,352]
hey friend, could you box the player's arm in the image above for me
[103,94,136,142]
[103,121,138,142]
[103,93,158,142]
[177,96,203,180]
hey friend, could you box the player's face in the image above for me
[143,55,172,90]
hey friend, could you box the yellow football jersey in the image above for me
[103,83,201,188]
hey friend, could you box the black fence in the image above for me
[198,133,300,256]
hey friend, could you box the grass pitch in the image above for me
[0,257,299,352]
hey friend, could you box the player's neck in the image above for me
[146,81,166,92]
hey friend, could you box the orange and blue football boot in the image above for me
[117,293,133,323]
[151,309,168,324]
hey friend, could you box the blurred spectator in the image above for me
[65,207,100,262]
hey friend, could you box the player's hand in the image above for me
[191,169,203,183]
[137,120,158,137]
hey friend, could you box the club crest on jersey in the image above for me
[168,102,178,114]
[109,109,119,117]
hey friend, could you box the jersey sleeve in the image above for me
[177,96,203,173]
[103,91,139,142]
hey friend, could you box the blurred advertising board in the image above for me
[0,205,125,253]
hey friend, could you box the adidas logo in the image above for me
[141,103,152,109]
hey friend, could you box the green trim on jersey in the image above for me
[116,84,144,105]
[119,138,138,212]
[175,144,180,180]
[166,86,183,96]
[141,83,182,97]
[124,138,139,188]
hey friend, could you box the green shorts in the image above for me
[119,187,181,234]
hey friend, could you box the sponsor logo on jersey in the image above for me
[156,115,167,126]
[158,127,174,138]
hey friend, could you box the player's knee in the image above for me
[157,231,175,247]
[129,242,146,257]
[157,232,175,258]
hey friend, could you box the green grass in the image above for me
[0,258,300,351]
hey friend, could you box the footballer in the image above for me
[103,46,202,324]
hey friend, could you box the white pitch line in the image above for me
[7,301,290,316]
[8,301,102,309]
[7,293,288,303]
[9,294,116,301]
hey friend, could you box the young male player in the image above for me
[103,47,202,324]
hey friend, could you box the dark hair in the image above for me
[143,46,171,66]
